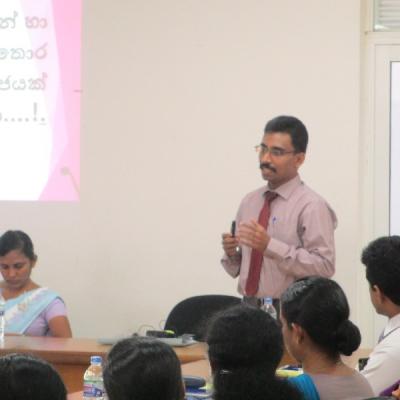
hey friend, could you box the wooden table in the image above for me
[67,345,298,399]
[1,335,370,397]
[180,347,371,379]
[67,348,371,400]
[0,336,109,393]
[0,336,206,393]
[68,392,83,400]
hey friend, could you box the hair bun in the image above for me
[334,320,361,356]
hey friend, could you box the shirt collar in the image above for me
[386,313,400,332]
[265,175,302,200]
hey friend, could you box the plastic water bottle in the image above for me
[261,297,277,319]
[83,356,105,400]
[0,290,5,342]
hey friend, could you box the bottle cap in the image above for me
[90,355,102,364]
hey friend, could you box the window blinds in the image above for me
[374,0,400,31]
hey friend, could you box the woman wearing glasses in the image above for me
[0,230,72,337]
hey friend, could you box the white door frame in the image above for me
[360,39,400,343]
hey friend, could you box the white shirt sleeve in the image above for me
[361,321,400,395]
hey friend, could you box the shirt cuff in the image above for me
[265,237,290,260]
[221,254,241,277]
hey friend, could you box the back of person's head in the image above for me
[206,305,302,400]
[281,276,361,358]
[103,336,184,400]
[264,115,308,153]
[0,353,66,400]
[207,304,283,374]
[361,235,400,306]
[0,230,37,261]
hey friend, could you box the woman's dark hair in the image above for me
[281,276,361,358]
[206,305,303,400]
[0,230,37,261]
[0,353,66,400]
[103,336,184,400]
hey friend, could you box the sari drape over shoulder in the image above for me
[289,373,321,400]
[5,288,60,334]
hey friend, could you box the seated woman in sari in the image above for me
[280,276,373,400]
[0,230,72,337]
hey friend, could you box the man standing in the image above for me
[360,236,400,395]
[221,115,337,305]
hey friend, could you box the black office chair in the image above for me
[164,294,242,341]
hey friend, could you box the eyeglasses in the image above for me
[255,143,296,157]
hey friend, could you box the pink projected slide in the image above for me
[0,0,81,201]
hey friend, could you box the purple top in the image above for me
[24,297,67,336]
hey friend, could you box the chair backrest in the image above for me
[164,295,242,341]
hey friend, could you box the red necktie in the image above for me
[245,191,277,296]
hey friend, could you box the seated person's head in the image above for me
[281,276,361,362]
[0,230,37,261]
[206,304,302,400]
[103,336,184,400]
[0,230,37,290]
[361,235,400,315]
[0,353,66,400]
[207,304,283,374]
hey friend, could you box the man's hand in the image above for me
[221,233,240,257]
[237,220,270,253]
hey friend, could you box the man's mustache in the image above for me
[260,163,277,173]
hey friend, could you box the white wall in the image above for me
[2,0,373,342]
